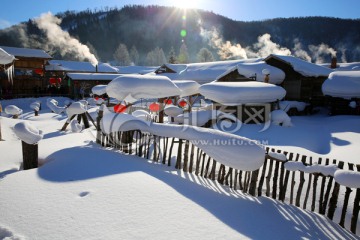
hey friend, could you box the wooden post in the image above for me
[96,106,104,144]
[339,163,354,227]
[22,141,38,170]
[351,164,360,234]
[158,98,164,123]
[327,161,344,220]
[61,114,77,131]
[249,169,260,196]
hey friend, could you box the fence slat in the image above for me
[295,155,307,207]
[339,163,354,227]
[303,157,313,210]
[350,165,360,234]
[327,160,344,220]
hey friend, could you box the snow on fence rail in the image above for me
[95,110,360,235]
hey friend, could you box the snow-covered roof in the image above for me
[319,62,360,71]
[46,60,119,73]
[66,73,122,81]
[106,74,181,102]
[322,71,360,99]
[265,54,333,77]
[155,59,263,85]
[0,46,52,59]
[117,66,159,74]
[0,47,16,65]
[199,82,286,105]
[215,62,285,84]
[172,80,200,97]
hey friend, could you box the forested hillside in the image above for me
[1,5,359,65]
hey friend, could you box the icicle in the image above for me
[4,64,14,85]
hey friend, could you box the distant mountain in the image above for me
[1,5,359,65]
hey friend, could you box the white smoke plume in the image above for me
[249,33,291,58]
[35,12,98,65]
[308,43,337,64]
[199,26,291,60]
[292,38,311,62]
[200,27,248,60]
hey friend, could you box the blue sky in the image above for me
[1,0,359,29]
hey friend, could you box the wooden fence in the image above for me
[97,128,359,235]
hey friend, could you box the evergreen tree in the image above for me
[197,48,215,62]
[130,45,139,65]
[168,46,177,64]
[178,43,190,64]
[146,47,166,66]
[113,43,131,66]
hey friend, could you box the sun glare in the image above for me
[173,0,198,9]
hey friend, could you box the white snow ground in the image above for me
[0,97,359,240]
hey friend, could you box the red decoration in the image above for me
[95,97,99,101]
[178,100,187,108]
[34,68,43,75]
[149,102,160,112]
[164,99,173,105]
[49,77,62,84]
[114,104,127,113]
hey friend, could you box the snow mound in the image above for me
[46,98,66,114]
[284,162,339,176]
[164,105,183,117]
[13,122,43,144]
[322,71,360,99]
[106,75,181,102]
[4,105,22,116]
[30,101,41,111]
[70,119,82,133]
[270,110,292,127]
[334,170,360,188]
[132,110,151,121]
[66,102,86,117]
[173,80,200,97]
[92,84,107,96]
[199,82,286,105]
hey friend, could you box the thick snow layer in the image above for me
[67,73,122,81]
[0,45,51,59]
[106,75,181,102]
[46,98,66,114]
[322,71,360,99]
[268,152,287,161]
[164,105,183,117]
[270,110,292,127]
[92,85,107,96]
[101,107,265,171]
[46,60,119,73]
[4,105,22,115]
[284,162,339,176]
[215,62,286,84]
[66,102,86,117]
[173,80,200,97]
[200,82,286,105]
[334,170,360,188]
[280,100,309,112]
[13,121,43,144]
[131,109,151,121]
[267,54,333,77]
[0,47,15,64]
[0,97,358,239]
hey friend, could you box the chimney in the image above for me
[330,56,337,69]
[95,64,98,73]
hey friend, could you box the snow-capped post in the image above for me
[13,122,43,170]
[5,105,22,119]
[262,69,270,83]
[30,101,41,116]
[158,98,164,123]
[96,104,104,144]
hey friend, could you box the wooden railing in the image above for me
[97,128,359,235]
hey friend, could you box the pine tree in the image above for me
[178,43,190,64]
[130,45,139,65]
[168,46,177,64]
[113,43,131,66]
[197,48,215,62]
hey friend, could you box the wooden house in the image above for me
[264,54,333,106]
[0,46,52,98]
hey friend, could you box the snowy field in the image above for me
[0,97,359,239]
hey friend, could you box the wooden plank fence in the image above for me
[97,126,360,235]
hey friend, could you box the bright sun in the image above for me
[173,0,198,9]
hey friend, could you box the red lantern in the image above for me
[178,100,187,108]
[149,102,160,112]
[95,96,99,101]
[34,68,43,75]
[114,104,127,113]
[49,77,57,84]
[164,99,173,105]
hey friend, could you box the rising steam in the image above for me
[199,24,341,63]
[34,12,98,65]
